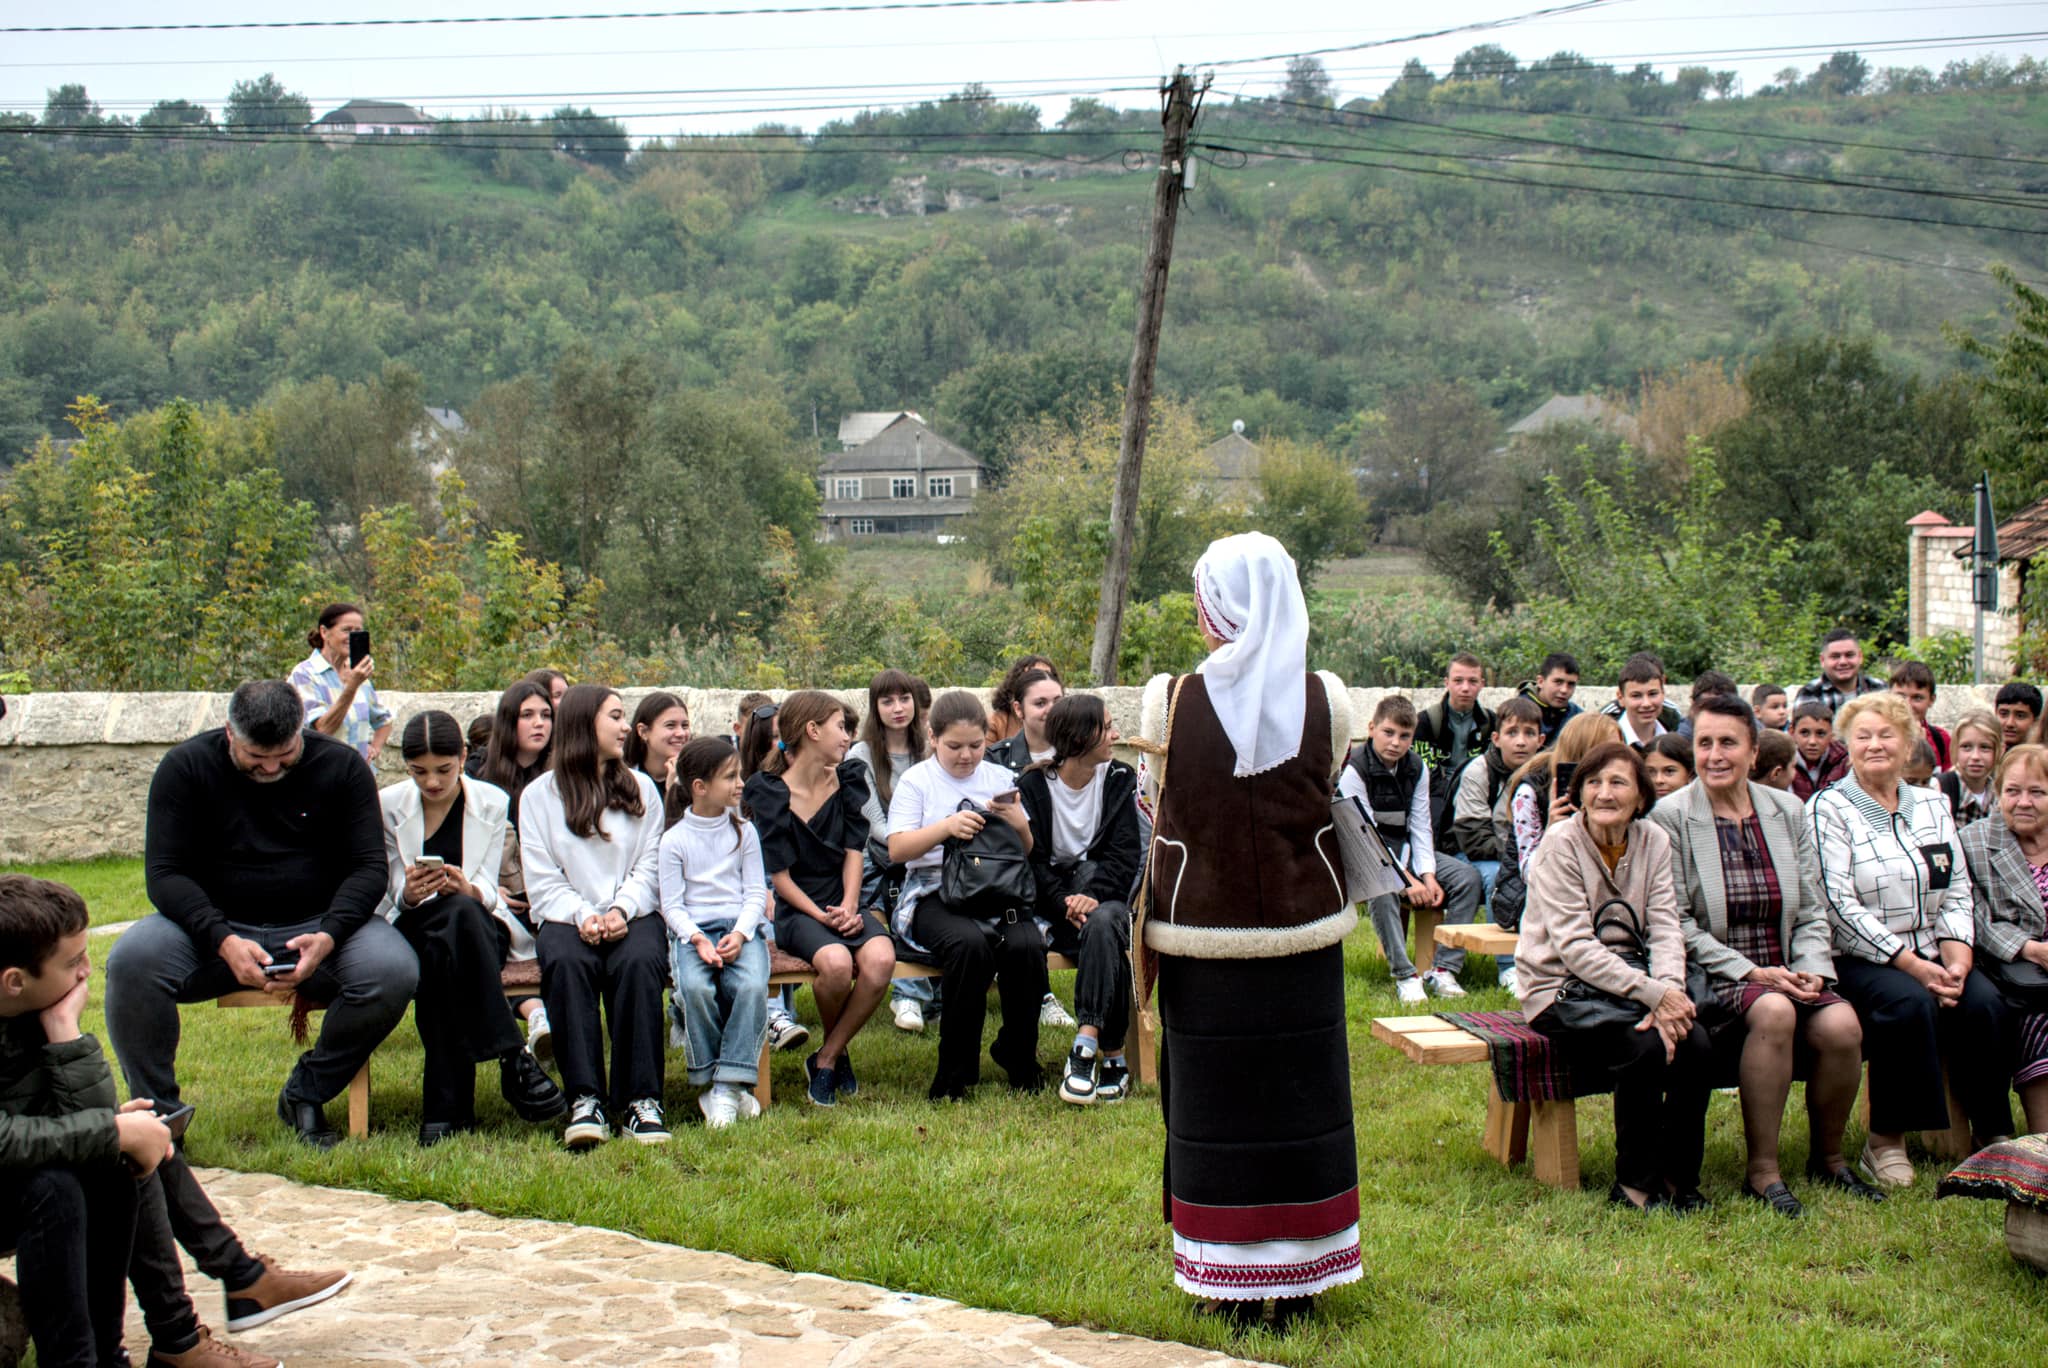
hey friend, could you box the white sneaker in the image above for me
[697,1086,740,1131]
[1039,993,1077,1029]
[1422,969,1468,999]
[734,1088,762,1120]
[1395,976,1428,1005]
[1497,967,1519,996]
[892,999,926,1033]
[526,1005,553,1063]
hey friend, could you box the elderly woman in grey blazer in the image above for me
[1957,742,2048,1135]
[1651,695,1873,1217]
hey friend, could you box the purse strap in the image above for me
[1590,896,1648,957]
[1128,675,1185,1018]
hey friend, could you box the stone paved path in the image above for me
[100,1169,1273,1368]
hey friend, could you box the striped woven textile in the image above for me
[1435,1010,1613,1104]
[1937,1135,2048,1209]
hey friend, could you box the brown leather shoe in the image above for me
[225,1255,351,1332]
[148,1325,281,1368]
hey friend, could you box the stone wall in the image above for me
[0,679,2008,865]
[1908,511,2022,674]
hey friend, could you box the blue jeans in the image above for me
[668,928,770,1087]
[1468,858,1515,973]
[1369,855,1483,979]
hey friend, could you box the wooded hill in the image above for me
[1,68,2043,466]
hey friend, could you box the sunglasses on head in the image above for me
[751,703,779,722]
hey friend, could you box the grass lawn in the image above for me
[14,858,2045,1364]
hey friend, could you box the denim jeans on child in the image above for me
[669,926,771,1087]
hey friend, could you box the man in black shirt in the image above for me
[105,680,418,1152]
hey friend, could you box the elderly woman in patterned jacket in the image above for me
[1957,743,2048,1136]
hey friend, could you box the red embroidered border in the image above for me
[1170,1190,1359,1244]
[1173,1245,1363,1290]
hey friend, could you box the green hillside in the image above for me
[2,76,2043,462]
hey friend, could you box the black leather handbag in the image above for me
[1490,868,1528,931]
[940,801,1037,920]
[1545,897,1654,1033]
[1982,954,2048,1012]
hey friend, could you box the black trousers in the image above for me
[1531,1009,1713,1194]
[0,1163,138,1368]
[1834,953,2013,1138]
[537,915,668,1108]
[1045,900,1133,1052]
[396,894,526,1124]
[911,896,1047,1096]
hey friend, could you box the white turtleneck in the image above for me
[657,807,768,943]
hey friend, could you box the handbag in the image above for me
[1981,954,2048,1013]
[1544,897,1654,1033]
[939,800,1037,920]
[1490,867,1528,932]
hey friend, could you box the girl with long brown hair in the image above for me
[519,684,669,1148]
[742,690,896,1106]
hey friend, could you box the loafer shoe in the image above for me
[1743,1179,1802,1218]
[1859,1140,1915,1189]
[275,1093,339,1151]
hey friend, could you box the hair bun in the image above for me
[307,629,324,649]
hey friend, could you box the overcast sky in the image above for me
[8,0,2047,134]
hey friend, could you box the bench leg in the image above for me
[1529,1099,1579,1190]
[754,1039,773,1113]
[1923,1077,1974,1161]
[346,1063,369,1140]
[1483,1077,1530,1167]
[1411,906,1444,973]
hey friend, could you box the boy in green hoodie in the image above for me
[1,874,170,1368]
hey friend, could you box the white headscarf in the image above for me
[1191,531,1310,778]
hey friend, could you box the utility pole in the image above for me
[1090,66,1206,685]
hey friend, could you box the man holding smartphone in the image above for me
[106,679,419,1159]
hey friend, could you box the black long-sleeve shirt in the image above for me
[144,727,386,950]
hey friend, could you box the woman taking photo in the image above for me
[744,690,896,1107]
[521,684,670,1148]
[1813,692,2011,1188]
[1650,696,1874,1216]
[1142,532,1358,1326]
[1519,743,1712,1213]
[290,601,392,764]
[1957,743,2048,1135]
[378,711,566,1146]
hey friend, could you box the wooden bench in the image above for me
[1434,923,1520,957]
[1371,1014,1585,1188]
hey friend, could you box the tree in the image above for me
[266,363,434,574]
[138,100,215,131]
[1953,267,2048,510]
[1255,441,1367,585]
[1810,51,1871,97]
[1282,57,1336,109]
[1384,60,1437,105]
[1347,381,1500,521]
[224,74,311,133]
[549,106,630,169]
[42,84,104,131]
[1449,45,1520,88]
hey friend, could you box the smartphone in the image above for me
[416,855,446,869]
[262,959,300,978]
[1553,762,1577,794]
[153,1101,196,1141]
[347,628,371,666]
[989,790,1020,807]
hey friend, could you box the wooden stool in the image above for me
[1373,1013,1583,1190]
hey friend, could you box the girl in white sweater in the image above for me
[659,739,771,1129]
[519,685,668,1148]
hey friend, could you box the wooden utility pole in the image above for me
[1090,66,1205,685]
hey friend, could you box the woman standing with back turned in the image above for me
[1141,532,1358,1330]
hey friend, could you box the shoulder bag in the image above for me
[1545,897,1654,1033]
[1981,954,2048,1013]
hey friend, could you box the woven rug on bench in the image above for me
[1435,1010,1611,1103]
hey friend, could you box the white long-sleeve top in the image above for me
[1337,755,1437,877]
[658,809,768,944]
[518,770,663,928]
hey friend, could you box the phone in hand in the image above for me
[347,628,371,666]
[990,790,1020,807]
[1553,762,1577,795]
[416,855,446,869]
[262,959,300,978]
[153,1101,196,1141]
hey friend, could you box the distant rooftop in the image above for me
[836,410,922,449]
[1506,394,1638,440]
[314,99,432,128]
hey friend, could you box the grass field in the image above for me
[12,857,2044,1364]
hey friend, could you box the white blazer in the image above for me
[377,775,532,959]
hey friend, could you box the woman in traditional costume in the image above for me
[1139,531,1360,1328]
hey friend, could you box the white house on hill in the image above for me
[819,414,984,541]
[313,100,434,141]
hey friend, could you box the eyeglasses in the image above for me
[751,703,779,722]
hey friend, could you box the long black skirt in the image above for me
[1159,942,1362,1300]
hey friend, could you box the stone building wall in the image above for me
[0,680,2008,865]
[1908,513,2022,674]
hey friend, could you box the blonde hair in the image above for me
[1834,691,1916,751]
[1504,711,1623,799]
[1952,709,2004,763]
[1997,742,2048,791]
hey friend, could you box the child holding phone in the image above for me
[887,691,1041,1100]
[659,739,771,1129]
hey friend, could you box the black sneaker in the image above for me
[500,1049,568,1122]
[1058,1044,1099,1106]
[275,1091,340,1151]
[563,1095,610,1150]
[835,1050,857,1098]
[622,1098,670,1144]
[1095,1055,1131,1103]
[804,1052,838,1107]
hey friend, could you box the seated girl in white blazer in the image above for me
[378,711,566,1147]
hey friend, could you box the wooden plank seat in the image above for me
[1371,1013,1589,1189]
[1434,923,1520,957]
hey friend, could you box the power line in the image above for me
[1,0,1117,35]
[1198,1,1625,71]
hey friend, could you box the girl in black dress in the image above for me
[743,690,897,1106]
